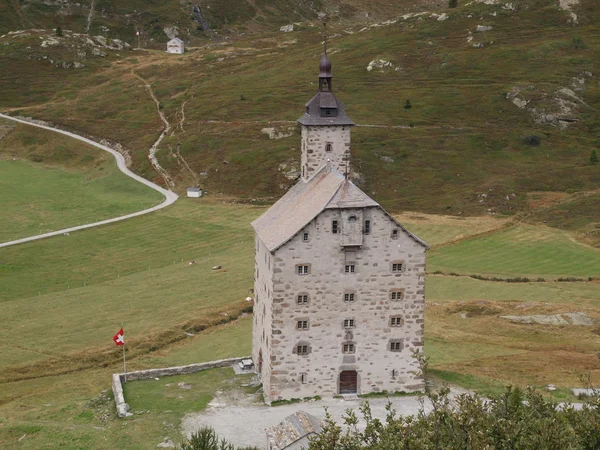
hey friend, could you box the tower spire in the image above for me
[319,21,332,92]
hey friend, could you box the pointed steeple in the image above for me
[319,37,333,92]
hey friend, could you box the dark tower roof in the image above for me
[297,44,355,127]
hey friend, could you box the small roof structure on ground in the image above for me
[168,37,184,44]
[187,187,202,192]
[265,411,323,450]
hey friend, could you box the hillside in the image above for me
[0,0,599,245]
[0,0,443,45]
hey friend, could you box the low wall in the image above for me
[112,356,250,418]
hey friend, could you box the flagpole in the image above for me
[122,323,127,383]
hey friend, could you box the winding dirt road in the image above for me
[0,113,179,248]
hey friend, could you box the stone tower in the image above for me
[297,45,355,181]
[251,48,428,405]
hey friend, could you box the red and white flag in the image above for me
[113,328,125,346]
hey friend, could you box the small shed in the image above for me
[187,187,202,198]
[265,411,323,450]
[167,38,184,54]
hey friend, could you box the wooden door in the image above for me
[339,371,358,394]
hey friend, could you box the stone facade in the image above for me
[252,49,428,404]
[301,125,351,181]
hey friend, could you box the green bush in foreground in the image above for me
[308,386,600,450]
[591,149,598,165]
[179,426,259,450]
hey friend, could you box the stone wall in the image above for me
[112,356,249,417]
[252,235,275,403]
[300,125,351,181]
[265,207,426,402]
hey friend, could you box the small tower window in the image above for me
[303,232,309,242]
[296,345,309,355]
[348,215,357,222]
[344,264,356,273]
[325,143,333,152]
[391,262,404,273]
[344,292,355,303]
[332,220,339,234]
[343,319,355,329]
[325,109,332,115]
[392,229,399,239]
[342,343,355,354]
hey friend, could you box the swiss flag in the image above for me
[113,328,125,346]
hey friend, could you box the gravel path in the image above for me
[181,392,449,449]
[0,113,178,248]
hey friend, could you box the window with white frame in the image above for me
[390,290,405,301]
[345,264,356,273]
[344,292,356,303]
[391,262,404,273]
[390,316,404,327]
[342,343,355,354]
[296,264,310,275]
[297,293,309,305]
[296,320,309,330]
[389,340,404,352]
[343,319,355,329]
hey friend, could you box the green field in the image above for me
[429,225,600,278]
[1,199,599,448]
[0,123,163,242]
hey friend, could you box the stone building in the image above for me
[251,47,429,404]
[166,37,184,54]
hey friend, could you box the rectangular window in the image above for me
[297,345,309,355]
[343,319,355,328]
[390,316,404,327]
[332,220,338,234]
[325,143,332,152]
[390,290,404,301]
[392,263,403,273]
[364,220,371,234]
[303,232,309,242]
[344,293,355,303]
[297,320,309,330]
[301,374,307,383]
[390,340,403,352]
[297,265,309,275]
[345,265,355,273]
[343,343,355,354]
[392,229,399,239]
[297,294,308,305]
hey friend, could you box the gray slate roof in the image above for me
[252,165,428,252]
[265,411,323,450]
[297,92,355,126]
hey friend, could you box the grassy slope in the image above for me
[1,0,598,244]
[0,122,163,242]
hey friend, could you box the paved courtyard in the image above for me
[181,390,443,449]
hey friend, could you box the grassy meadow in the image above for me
[1,198,599,448]
[0,122,163,242]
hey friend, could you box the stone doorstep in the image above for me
[341,394,360,401]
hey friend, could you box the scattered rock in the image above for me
[278,161,300,180]
[572,388,600,397]
[154,377,160,381]
[163,27,179,39]
[431,13,449,21]
[500,312,594,326]
[212,265,222,270]
[262,127,294,140]
[547,384,557,391]
[280,24,294,33]
[157,437,175,448]
[367,59,397,72]
[476,25,494,32]
[177,382,192,390]
[472,43,484,48]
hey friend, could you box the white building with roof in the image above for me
[251,47,429,404]
[167,37,184,54]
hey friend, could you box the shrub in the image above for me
[524,135,541,146]
[449,0,458,7]
[179,427,259,450]
[404,99,412,109]
[56,26,63,37]
[572,36,586,50]
[591,149,598,165]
